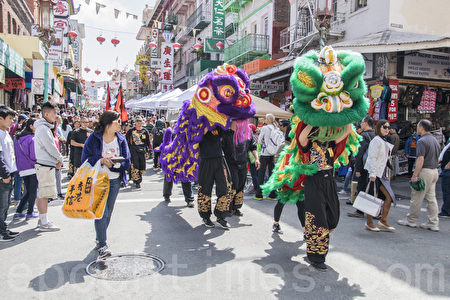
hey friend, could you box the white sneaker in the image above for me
[38,221,60,232]
[419,222,439,232]
[397,219,417,228]
[97,245,112,259]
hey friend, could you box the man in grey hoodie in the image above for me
[34,102,64,231]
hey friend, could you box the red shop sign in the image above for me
[0,78,26,90]
[388,79,399,122]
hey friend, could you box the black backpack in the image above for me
[153,128,164,146]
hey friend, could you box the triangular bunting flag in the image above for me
[114,9,121,19]
[84,0,90,5]
[95,3,106,14]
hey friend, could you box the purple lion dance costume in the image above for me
[158,64,256,183]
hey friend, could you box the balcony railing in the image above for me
[186,4,211,36]
[280,13,345,50]
[224,34,269,66]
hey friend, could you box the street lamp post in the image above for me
[38,0,56,103]
[315,0,334,49]
[74,67,79,109]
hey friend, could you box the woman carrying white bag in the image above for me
[363,119,396,232]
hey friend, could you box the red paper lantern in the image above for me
[148,41,157,49]
[91,85,94,87]
[96,35,106,45]
[111,38,120,47]
[107,71,113,76]
[127,81,133,85]
[155,69,161,75]
[138,80,142,83]
[68,31,78,39]
[115,82,120,85]
[149,78,153,82]
[146,71,152,76]
[173,42,181,50]
[84,67,91,73]
[193,43,202,51]
[134,71,140,76]
[121,71,126,76]
[95,70,101,75]
[90,80,95,84]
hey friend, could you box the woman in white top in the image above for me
[364,119,396,232]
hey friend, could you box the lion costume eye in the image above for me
[219,85,235,100]
[353,81,359,89]
[197,87,211,103]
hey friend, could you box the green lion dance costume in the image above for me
[263,46,369,268]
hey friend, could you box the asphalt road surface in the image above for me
[1,166,448,299]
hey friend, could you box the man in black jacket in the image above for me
[348,116,375,218]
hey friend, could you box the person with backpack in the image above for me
[254,114,284,200]
[405,131,420,177]
[348,115,375,218]
[151,120,165,169]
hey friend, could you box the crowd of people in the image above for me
[0,104,449,265]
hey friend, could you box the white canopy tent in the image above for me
[133,92,163,110]
[153,88,183,108]
[167,85,197,109]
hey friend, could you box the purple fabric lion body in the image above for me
[158,64,256,183]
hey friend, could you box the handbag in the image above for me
[352,182,383,217]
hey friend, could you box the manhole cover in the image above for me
[86,253,165,281]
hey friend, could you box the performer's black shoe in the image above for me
[164,197,171,203]
[311,262,328,271]
[305,257,328,272]
[233,209,243,216]
[135,183,141,189]
[186,201,194,208]
[272,223,282,234]
[216,218,230,230]
[203,218,215,228]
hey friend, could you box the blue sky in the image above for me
[72,0,155,84]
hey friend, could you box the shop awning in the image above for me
[0,34,45,72]
[331,30,450,53]
[63,75,82,94]
[249,58,295,81]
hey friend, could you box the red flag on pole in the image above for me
[114,84,128,122]
[105,83,111,111]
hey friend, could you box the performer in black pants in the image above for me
[163,176,194,207]
[126,117,150,189]
[272,200,305,233]
[221,122,260,216]
[197,127,233,230]
[298,124,351,270]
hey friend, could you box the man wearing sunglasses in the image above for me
[70,117,92,173]
[126,117,150,189]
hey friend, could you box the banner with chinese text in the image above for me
[212,0,225,39]
[388,79,399,122]
[150,29,159,59]
[160,42,173,87]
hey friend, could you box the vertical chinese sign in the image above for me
[160,43,173,92]
[205,0,225,54]
[150,29,159,59]
[388,79,399,122]
[53,1,70,54]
